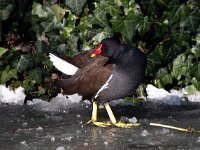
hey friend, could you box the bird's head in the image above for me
[91,38,122,59]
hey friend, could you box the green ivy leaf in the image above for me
[0,66,17,84]
[181,13,200,33]
[100,0,122,17]
[190,63,200,81]
[66,34,78,53]
[51,4,66,22]
[191,77,200,91]
[136,16,151,36]
[12,55,32,73]
[0,47,7,58]
[185,85,198,95]
[147,49,162,75]
[32,2,48,18]
[87,8,110,28]
[0,3,13,21]
[168,2,189,26]
[35,41,48,53]
[22,79,36,93]
[111,10,140,43]
[171,54,187,80]
[92,28,113,44]
[28,69,43,84]
[49,33,65,44]
[38,86,46,95]
[63,26,73,39]
[42,18,57,33]
[191,44,200,58]
[195,33,200,44]
[64,0,87,16]
[140,0,159,16]
[156,68,173,86]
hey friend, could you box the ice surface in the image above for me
[141,130,150,137]
[56,146,65,150]
[197,137,200,143]
[128,117,138,123]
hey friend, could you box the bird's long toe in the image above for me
[114,121,141,128]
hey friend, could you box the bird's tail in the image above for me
[49,53,79,75]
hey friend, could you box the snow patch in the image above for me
[0,84,200,110]
[0,85,82,111]
[146,84,200,105]
[27,93,82,112]
[0,85,25,105]
[146,84,181,105]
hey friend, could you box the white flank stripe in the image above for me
[95,74,113,99]
[49,53,78,75]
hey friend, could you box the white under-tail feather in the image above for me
[49,53,78,75]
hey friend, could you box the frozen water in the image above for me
[104,141,109,146]
[56,146,65,150]
[0,84,200,149]
[128,117,138,123]
[36,126,43,131]
[141,130,150,137]
[197,137,200,143]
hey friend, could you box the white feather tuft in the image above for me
[49,53,78,75]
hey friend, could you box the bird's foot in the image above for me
[87,120,140,128]
[87,120,112,127]
[114,121,141,128]
[87,102,141,128]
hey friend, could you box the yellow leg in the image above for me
[104,102,140,128]
[87,102,140,128]
[92,101,98,122]
[87,102,112,127]
[104,102,117,124]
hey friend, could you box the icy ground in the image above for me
[0,84,200,107]
[0,84,200,149]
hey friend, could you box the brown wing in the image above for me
[71,50,95,68]
[52,50,95,69]
[54,56,113,98]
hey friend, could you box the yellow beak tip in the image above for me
[91,53,96,57]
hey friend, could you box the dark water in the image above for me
[0,101,200,150]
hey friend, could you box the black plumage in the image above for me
[49,38,147,127]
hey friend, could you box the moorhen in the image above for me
[49,38,147,128]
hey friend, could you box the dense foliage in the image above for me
[0,0,200,98]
